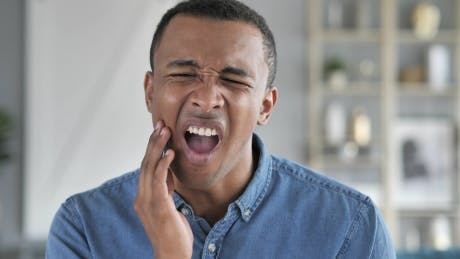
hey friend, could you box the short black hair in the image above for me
[149,0,277,87]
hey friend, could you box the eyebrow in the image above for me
[166,59,200,68]
[166,59,251,78]
[221,66,251,78]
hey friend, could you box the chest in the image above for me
[187,207,347,259]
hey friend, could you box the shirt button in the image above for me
[208,243,216,253]
[181,208,190,216]
[244,209,251,216]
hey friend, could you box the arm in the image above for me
[336,198,396,259]
[133,120,193,259]
[368,210,397,259]
[46,200,91,259]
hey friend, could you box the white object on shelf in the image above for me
[412,2,441,40]
[427,44,450,92]
[431,215,452,250]
[341,141,359,160]
[327,70,348,89]
[325,102,346,147]
[351,107,372,148]
[393,119,454,208]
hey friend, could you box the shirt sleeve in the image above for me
[46,199,92,259]
[336,198,397,259]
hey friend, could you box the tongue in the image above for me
[187,134,218,154]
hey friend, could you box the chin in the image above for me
[174,170,218,190]
[171,158,222,190]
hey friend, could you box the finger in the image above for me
[166,169,174,196]
[141,121,162,173]
[139,131,158,197]
[149,126,171,175]
[142,120,165,171]
[138,132,157,197]
[141,121,169,194]
[153,149,175,187]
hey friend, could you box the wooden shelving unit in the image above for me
[307,0,460,250]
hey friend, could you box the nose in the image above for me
[190,77,224,112]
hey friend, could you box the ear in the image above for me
[144,71,154,113]
[257,86,278,125]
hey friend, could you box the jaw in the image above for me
[174,118,225,167]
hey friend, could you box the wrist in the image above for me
[155,251,191,259]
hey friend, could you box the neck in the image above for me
[175,140,258,226]
[180,180,251,225]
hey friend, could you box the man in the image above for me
[46,0,396,258]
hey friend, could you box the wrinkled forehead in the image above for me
[154,15,267,71]
[155,14,264,50]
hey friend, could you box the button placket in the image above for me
[181,207,191,216]
[202,205,240,258]
[207,243,216,253]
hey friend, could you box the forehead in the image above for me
[154,15,266,71]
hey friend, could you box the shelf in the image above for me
[321,154,381,170]
[398,84,456,97]
[309,0,460,248]
[398,29,458,44]
[321,29,382,43]
[321,82,382,96]
[398,207,458,218]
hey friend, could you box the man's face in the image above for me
[144,15,277,189]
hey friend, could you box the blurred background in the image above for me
[0,0,459,258]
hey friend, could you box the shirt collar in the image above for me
[173,133,273,222]
[234,133,272,221]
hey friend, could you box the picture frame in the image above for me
[393,118,455,208]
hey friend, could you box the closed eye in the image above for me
[169,73,197,78]
[220,77,252,88]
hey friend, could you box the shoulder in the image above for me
[52,168,141,234]
[269,155,370,204]
[47,169,146,258]
[63,168,140,208]
[268,155,395,257]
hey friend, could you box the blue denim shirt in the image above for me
[46,134,396,258]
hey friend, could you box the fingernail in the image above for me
[155,120,163,131]
[161,149,171,159]
[160,127,167,135]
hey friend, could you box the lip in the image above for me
[178,118,224,165]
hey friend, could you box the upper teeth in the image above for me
[187,126,217,137]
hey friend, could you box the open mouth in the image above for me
[184,126,220,154]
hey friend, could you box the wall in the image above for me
[246,0,308,164]
[24,0,181,240]
[0,0,24,248]
[0,0,308,243]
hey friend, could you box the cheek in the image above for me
[152,86,186,127]
[228,94,261,129]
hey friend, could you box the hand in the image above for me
[134,120,193,259]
